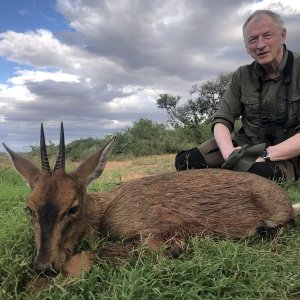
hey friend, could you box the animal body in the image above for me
[3,123,299,275]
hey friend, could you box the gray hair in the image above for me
[243,10,285,38]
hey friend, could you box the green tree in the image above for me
[157,72,233,126]
[188,72,233,121]
[123,118,168,156]
[156,94,182,127]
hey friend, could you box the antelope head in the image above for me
[3,123,115,274]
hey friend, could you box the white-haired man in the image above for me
[176,10,300,181]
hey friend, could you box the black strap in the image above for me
[258,49,294,145]
[283,50,294,86]
[283,50,294,128]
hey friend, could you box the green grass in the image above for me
[1,157,300,299]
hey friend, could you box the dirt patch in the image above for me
[126,173,151,180]
[105,160,132,170]
[104,154,175,182]
[0,156,12,169]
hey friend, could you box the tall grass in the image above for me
[1,155,300,299]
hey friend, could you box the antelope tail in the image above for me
[292,203,300,215]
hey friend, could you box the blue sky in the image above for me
[0,1,66,81]
[0,0,300,151]
[1,1,64,32]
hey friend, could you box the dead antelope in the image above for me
[3,123,300,275]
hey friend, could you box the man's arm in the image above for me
[258,133,300,162]
[214,123,241,160]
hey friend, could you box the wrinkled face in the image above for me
[244,13,286,67]
[27,171,86,274]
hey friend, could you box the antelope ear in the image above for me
[72,136,116,188]
[3,143,41,189]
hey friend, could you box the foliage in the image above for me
[29,140,58,158]
[114,118,210,157]
[25,118,213,161]
[189,72,233,121]
[157,72,233,126]
[66,137,112,162]
[156,94,182,127]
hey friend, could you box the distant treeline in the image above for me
[28,118,213,161]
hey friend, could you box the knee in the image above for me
[248,162,284,181]
[175,147,207,171]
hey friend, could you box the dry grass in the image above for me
[104,154,175,181]
[0,153,12,169]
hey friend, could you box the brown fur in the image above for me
[92,168,296,261]
[3,132,298,274]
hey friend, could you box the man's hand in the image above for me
[214,123,241,161]
[222,146,242,161]
[255,156,265,163]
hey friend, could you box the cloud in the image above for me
[0,0,299,151]
[18,9,31,17]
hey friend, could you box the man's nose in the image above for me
[256,36,267,49]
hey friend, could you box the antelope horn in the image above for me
[40,123,51,171]
[54,122,65,171]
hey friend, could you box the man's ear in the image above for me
[281,28,287,44]
[245,42,250,54]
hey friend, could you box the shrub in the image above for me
[26,118,213,160]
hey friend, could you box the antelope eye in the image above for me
[68,205,79,215]
[25,206,35,217]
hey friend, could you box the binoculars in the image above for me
[259,114,287,146]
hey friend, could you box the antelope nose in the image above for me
[35,261,57,276]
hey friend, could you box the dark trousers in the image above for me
[175,147,284,181]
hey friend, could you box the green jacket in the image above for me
[212,48,300,145]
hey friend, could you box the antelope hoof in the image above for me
[62,252,95,277]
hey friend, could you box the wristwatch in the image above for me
[261,150,271,162]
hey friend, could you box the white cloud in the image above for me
[253,0,300,13]
[0,70,80,109]
[8,70,79,85]
[108,87,164,113]
[0,78,37,105]
[0,29,67,66]
[0,29,119,76]
[0,114,7,123]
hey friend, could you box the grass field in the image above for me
[1,154,300,299]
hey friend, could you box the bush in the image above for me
[66,138,110,162]
[27,118,214,160]
[113,119,213,157]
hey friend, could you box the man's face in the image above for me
[244,13,286,67]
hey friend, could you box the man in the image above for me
[175,10,300,181]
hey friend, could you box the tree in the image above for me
[157,72,233,126]
[188,72,233,120]
[156,94,182,127]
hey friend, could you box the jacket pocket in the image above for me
[287,95,300,127]
[240,96,260,121]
